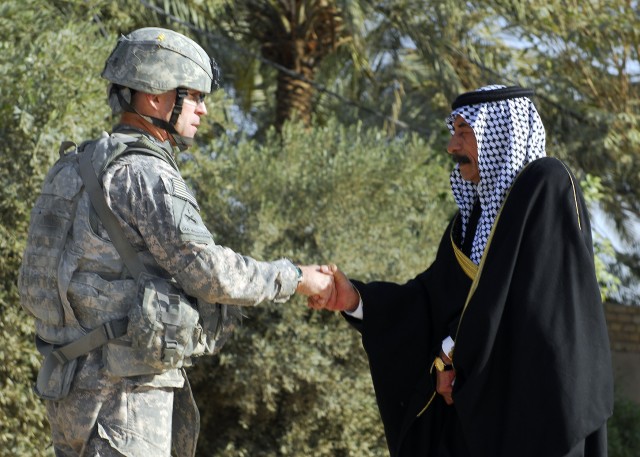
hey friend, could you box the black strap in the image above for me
[451,86,534,110]
[158,291,182,364]
[114,88,192,150]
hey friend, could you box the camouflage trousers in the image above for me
[46,374,199,457]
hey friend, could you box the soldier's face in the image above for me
[447,115,480,184]
[175,90,207,139]
[154,90,207,141]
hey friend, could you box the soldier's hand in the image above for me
[296,265,336,307]
[307,264,360,312]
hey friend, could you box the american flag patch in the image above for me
[172,178,200,212]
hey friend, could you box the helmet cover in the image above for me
[101,27,219,94]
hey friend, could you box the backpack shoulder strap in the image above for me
[98,132,179,176]
[77,147,148,281]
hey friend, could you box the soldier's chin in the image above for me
[179,130,197,140]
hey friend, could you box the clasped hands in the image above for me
[295,264,359,312]
[297,264,456,406]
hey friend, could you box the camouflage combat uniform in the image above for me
[17,27,307,456]
[41,126,300,457]
[20,27,300,457]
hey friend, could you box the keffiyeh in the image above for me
[446,85,546,264]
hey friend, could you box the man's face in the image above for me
[175,90,207,139]
[156,89,207,140]
[447,115,480,184]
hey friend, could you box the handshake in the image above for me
[295,265,360,313]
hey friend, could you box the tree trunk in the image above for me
[274,51,315,130]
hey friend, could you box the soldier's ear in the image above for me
[147,91,177,116]
[144,93,162,110]
[127,91,151,112]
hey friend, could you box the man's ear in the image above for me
[131,92,161,111]
[144,93,163,111]
[129,91,151,112]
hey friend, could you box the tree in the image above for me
[2,1,638,456]
[144,0,369,131]
[182,120,453,455]
[0,0,128,454]
[0,2,453,455]
[478,0,640,303]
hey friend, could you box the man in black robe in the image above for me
[313,85,614,456]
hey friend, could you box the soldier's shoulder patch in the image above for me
[179,203,211,241]
[171,178,200,212]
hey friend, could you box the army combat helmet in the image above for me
[102,27,221,149]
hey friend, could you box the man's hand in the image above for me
[296,265,336,307]
[307,264,360,312]
[435,351,455,405]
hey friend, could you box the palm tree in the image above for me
[147,0,366,131]
[139,0,483,137]
[246,1,351,129]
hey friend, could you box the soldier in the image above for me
[19,27,333,457]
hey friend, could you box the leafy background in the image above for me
[1,0,638,455]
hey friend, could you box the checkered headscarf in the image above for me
[446,85,546,265]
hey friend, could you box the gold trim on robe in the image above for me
[450,221,478,281]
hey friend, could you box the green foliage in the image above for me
[1,1,638,456]
[608,395,640,457]
[0,1,160,454]
[0,1,110,454]
[483,0,640,251]
[580,174,621,302]
[183,119,452,455]
[186,120,452,278]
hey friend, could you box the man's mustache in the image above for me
[451,154,471,164]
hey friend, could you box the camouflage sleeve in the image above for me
[102,153,300,305]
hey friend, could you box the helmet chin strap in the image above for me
[115,86,194,151]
